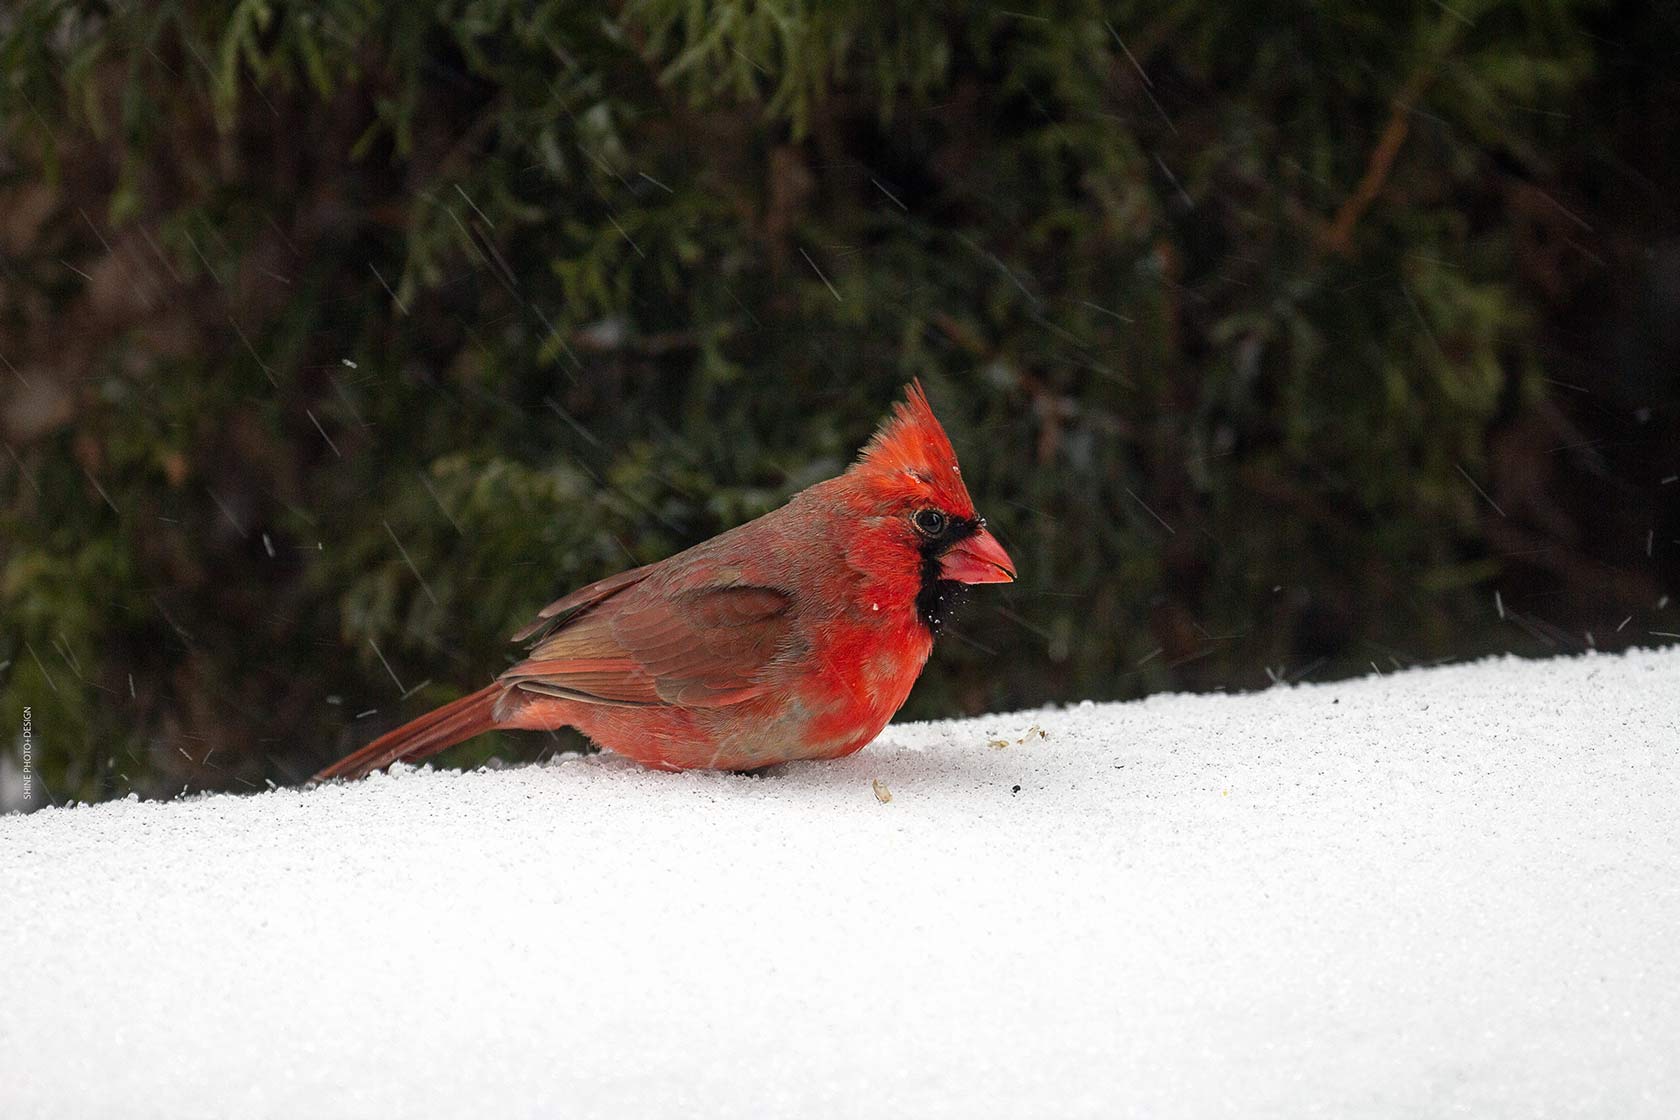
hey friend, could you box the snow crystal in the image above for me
[2,646,1677,1118]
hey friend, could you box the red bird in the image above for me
[313,383,1015,780]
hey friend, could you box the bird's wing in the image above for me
[509,564,658,643]
[500,581,796,708]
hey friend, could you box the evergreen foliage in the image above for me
[2,1,1676,803]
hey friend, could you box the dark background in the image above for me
[2,1,1676,809]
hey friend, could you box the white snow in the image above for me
[3,646,1678,1119]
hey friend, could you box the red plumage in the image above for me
[313,383,1015,780]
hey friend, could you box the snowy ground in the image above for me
[3,647,1678,1119]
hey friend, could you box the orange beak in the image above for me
[938,527,1016,584]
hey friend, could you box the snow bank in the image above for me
[3,647,1678,1118]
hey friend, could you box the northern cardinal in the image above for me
[313,383,1015,780]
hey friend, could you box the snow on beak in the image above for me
[938,526,1016,584]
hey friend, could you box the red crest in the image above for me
[852,381,978,516]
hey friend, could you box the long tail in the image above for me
[312,684,504,783]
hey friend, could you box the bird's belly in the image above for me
[548,701,842,771]
[525,629,932,770]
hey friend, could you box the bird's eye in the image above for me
[912,508,948,538]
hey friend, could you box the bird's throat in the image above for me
[915,574,970,634]
[913,516,982,634]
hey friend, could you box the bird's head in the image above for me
[837,382,1015,631]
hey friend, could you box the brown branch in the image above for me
[1320,21,1462,257]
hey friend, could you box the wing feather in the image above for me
[509,565,656,643]
[499,580,795,709]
